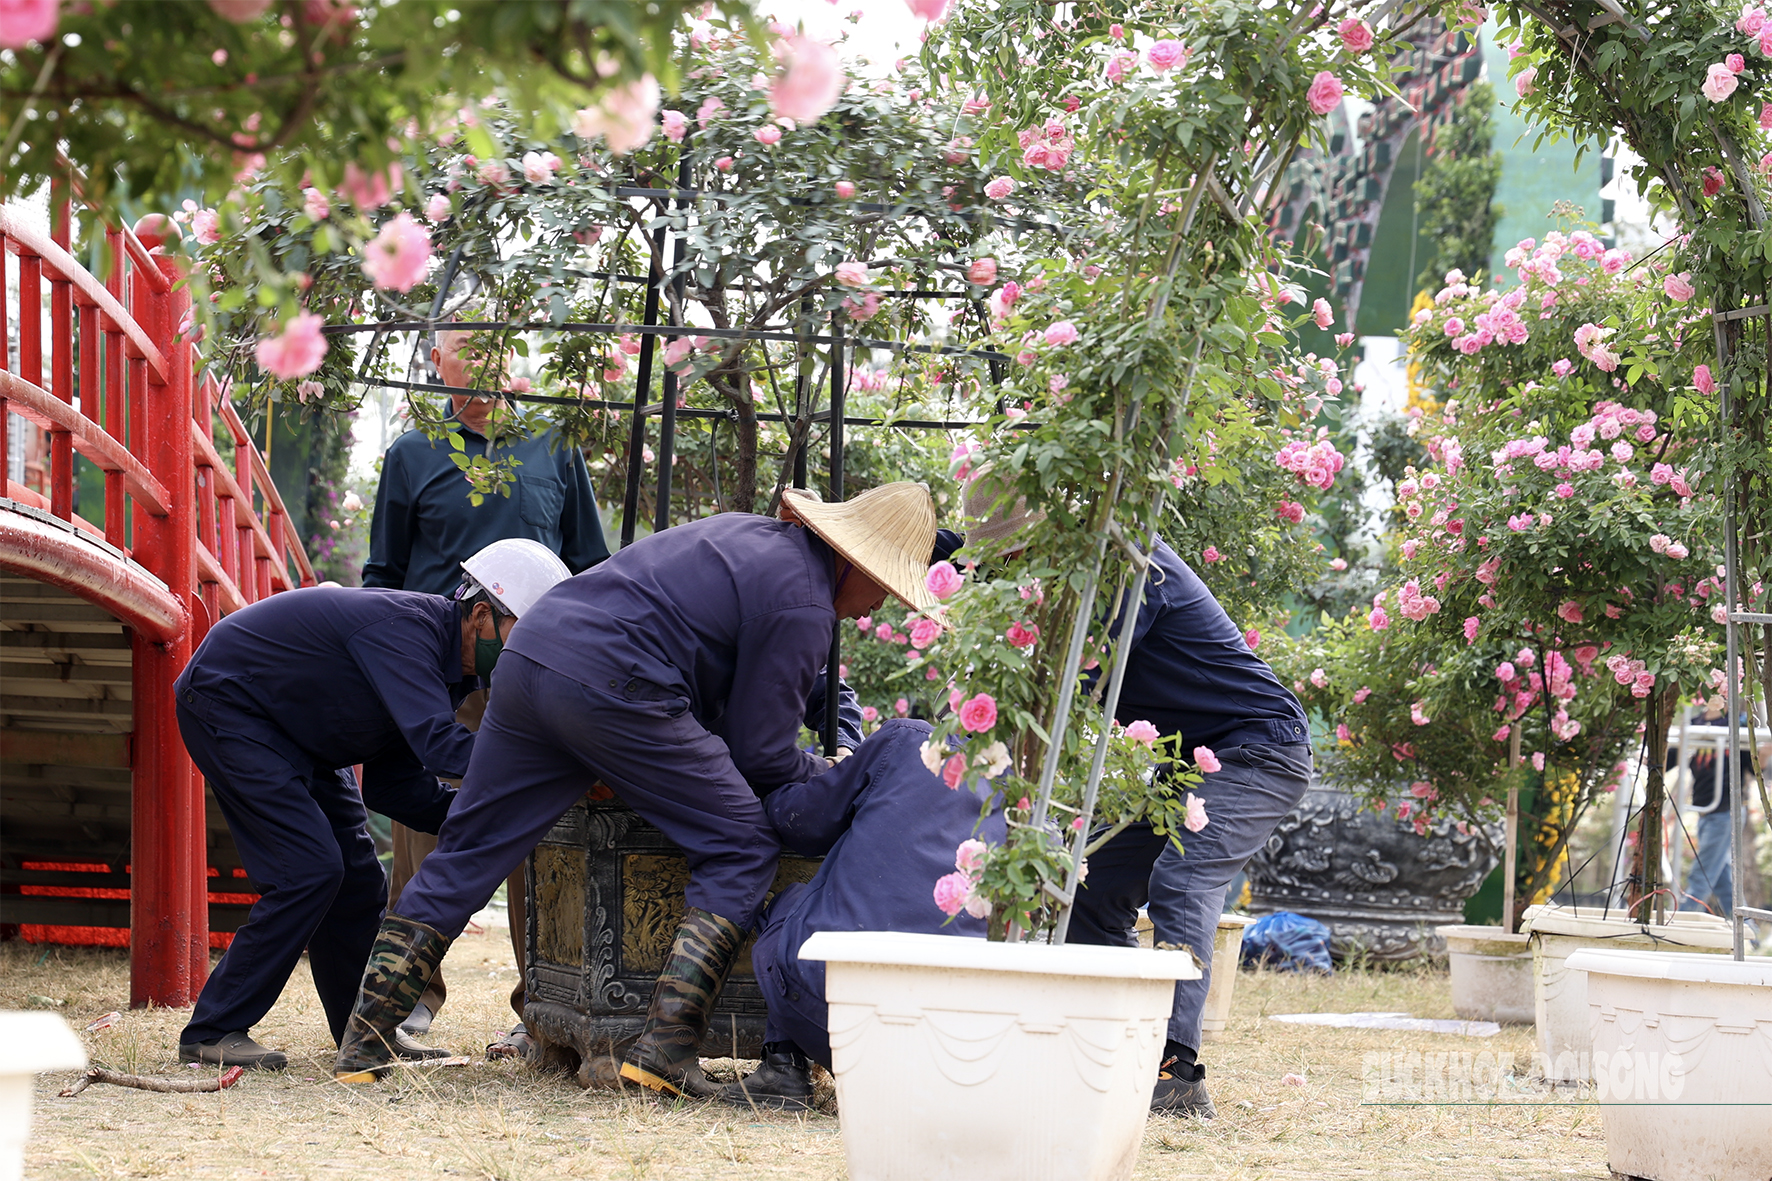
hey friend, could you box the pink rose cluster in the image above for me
[933,838,992,919]
[1274,432,1346,490]
[1573,322,1621,372]
[1018,119,1076,172]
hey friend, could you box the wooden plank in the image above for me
[0,630,131,655]
[0,729,129,767]
[0,695,133,719]
[0,765,130,791]
[0,600,122,624]
[0,661,132,685]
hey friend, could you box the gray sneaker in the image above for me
[178,1031,288,1070]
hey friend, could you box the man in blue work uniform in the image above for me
[715,717,1007,1110]
[362,327,610,1044]
[174,541,570,1069]
[966,476,1313,1119]
[332,483,939,1091]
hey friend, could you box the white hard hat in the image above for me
[458,539,571,619]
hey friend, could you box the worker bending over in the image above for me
[174,540,568,1069]
[332,483,938,1093]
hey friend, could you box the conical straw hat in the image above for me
[780,482,939,613]
[964,463,1045,544]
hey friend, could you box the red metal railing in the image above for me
[1,189,314,1007]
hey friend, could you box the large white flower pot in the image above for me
[1520,905,1733,1082]
[1436,924,1533,1024]
[800,931,1201,1181]
[1201,915,1255,1042]
[1,1013,87,1181]
[1566,948,1772,1181]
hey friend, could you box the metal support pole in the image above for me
[1719,318,1747,960]
[822,314,846,757]
[620,225,666,547]
[652,155,691,534]
[1504,725,1521,933]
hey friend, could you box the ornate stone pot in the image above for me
[1247,784,1501,963]
[524,797,818,1087]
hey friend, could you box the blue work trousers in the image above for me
[1068,742,1313,1049]
[1681,809,1735,913]
[397,652,782,938]
[176,692,386,1047]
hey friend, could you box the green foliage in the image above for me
[3,1,724,215]
[1413,80,1502,290]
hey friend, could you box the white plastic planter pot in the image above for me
[1436,925,1533,1024]
[800,931,1201,1181]
[1566,948,1772,1181]
[1519,905,1732,1082]
[1,1013,86,1181]
[1201,915,1255,1042]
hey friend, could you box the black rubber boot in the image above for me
[1151,1040,1215,1117]
[619,907,745,1099]
[716,1041,814,1112]
[332,914,452,1083]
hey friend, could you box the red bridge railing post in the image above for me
[128,239,204,1008]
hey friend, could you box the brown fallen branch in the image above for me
[59,1065,245,1098]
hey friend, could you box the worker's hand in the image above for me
[827,746,854,767]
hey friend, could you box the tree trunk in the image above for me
[1629,688,1678,924]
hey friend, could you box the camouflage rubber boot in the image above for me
[332,914,452,1083]
[619,907,745,1099]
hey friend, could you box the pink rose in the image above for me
[925,560,964,599]
[1313,297,1334,329]
[1244,628,1261,650]
[190,208,221,246]
[1664,272,1696,302]
[860,706,879,723]
[895,697,909,716]
[341,161,402,209]
[1338,17,1375,53]
[302,187,330,220]
[834,260,870,287]
[1276,499,1305,524]
[1729,52,1747,73]
[255,312,328,380]
[572,76,661,155]
[1043,319,1079,346]
[753,124,783,145]
[1307,71,1344,116]
[1184,792,1209,832]
[967,257,998,285]
[1125,720,1161,745]
[933,870,971,915]
[1515,67,1537,97]
[424,194,452,224]
[1335,723,1352,742]
[905,0,950,20]
[984,176,1015,200]
[1704,63,1740,102]
[834,180,857,200]
[660,110,689,143]
[958,693,998,733]
[1194,746,1221,774]
[1202,545,1221,564]
[942,754,967,788]
[1557,599,1584,623]
[771,35,845,122]
[0,0,59,48]
[1005,621,1039,649]
[1354,686,1373,703]
[955,839,988,874]
[1147,39,1186,71]
[1666,541,1690,560]
[1106,52,1137,83]
[1368,606,1390,631]
[1464,616,1480,643]
[1694,364,1716,394]
[910,617,943,649]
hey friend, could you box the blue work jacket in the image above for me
[761,719,1007,964]
[507,514,847,793]
[175,587,477,830]
[1113,538,1309,751]
[362,421,609,595]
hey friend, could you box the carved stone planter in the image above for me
[1247,784,1500,962]
[524,798,818,1087]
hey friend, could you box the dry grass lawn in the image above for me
[6,929,1610,1180]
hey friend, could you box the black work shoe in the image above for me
[620,907,745,1099]
[390,1028,452,1061]
[178,1031,288,1070]
[716,1042,814,1112]
[399,1001,435,1037]
[1151,1056,1215,1117]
